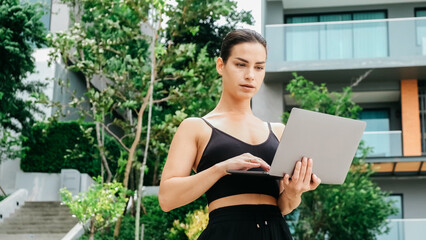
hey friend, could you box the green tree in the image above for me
[49,0,253,238]
[0,0,47,161]
[284,73,397,240]
[60,177,129,240]
[146,0,253,186]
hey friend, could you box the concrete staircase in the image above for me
[0,201,78,240]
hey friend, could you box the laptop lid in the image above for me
[268,108,366,184]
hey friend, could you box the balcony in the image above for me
[265,17,426,72]
[362,131,402,157]
[377,219,426,240]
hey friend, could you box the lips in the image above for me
[240,84,255,89]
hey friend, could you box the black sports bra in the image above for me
[196,118,280,204]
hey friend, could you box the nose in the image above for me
[244,68,255,81]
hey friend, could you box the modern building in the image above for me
[254,0,426,239]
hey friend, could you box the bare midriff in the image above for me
[208,194,278,213]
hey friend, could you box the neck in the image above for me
[213,92,253,116]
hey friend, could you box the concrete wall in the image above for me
[14,171,94,201]
[252,81,284,122]
[373,177,426,218]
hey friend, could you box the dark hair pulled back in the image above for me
[220,29,267,63]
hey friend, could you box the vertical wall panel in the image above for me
[401,79,421,156]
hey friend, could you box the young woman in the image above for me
[159,29,321,239]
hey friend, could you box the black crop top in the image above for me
[196,118,280,204]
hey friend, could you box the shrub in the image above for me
[79,214,135,240]
[61,177,129,240]
[169,206,209,240]
[141,195,207,240]
[21,121,120,176]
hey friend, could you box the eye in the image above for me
[236,63,246,67]
[256,66,265,70]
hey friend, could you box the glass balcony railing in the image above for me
[362,131,402,157]
[265,17,426,63]
[377,219,426,240]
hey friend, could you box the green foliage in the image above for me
[60,177,129,236]
[284,74,397,240]
[283,73,362,123]
[147,0,251,186]
[168,206,209,240]
[0,0,48,162]
[165,0,253,57]
[0,194,9,202]
[79,214,135,240]
[21,121,121,176]
[141,195,207,240]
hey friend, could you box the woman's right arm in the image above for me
[159,118,269,212]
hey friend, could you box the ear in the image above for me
[216,57,224,76]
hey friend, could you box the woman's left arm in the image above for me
[277,157,321,215]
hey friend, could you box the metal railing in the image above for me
[265,17,426,63]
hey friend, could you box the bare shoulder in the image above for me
[270,122,285,140]
[177,117,211,140]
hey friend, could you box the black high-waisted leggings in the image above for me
[197,205,293,240]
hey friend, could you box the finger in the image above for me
[304,158,313,184]
[283,173,290,186]
[292,161,302,182]
[244,156,270,171]
[299,157,308,182]
[279,178,285,194]
[243,159,261,170]
[310,174,321,190]
[254,157,270,171]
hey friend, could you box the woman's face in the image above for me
[217,42,266,100]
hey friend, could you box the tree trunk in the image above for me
[96,116,112,182]
[152,156,160,185]
[89,217,95,240]
[136,12,159,240]
[113,91,150,239]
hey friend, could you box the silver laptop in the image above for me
[227,108,366,184]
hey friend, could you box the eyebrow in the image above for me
[235,57,265,64]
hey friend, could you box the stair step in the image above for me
[24,201,64,206]
[11,211,72,216]
[0,233,66,240]
[4,216,77,222]
[0,201,77,236]
[0,228,73,233]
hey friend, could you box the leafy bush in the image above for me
[169,206,208,240]
[79,213,135,240]
[141,195,207,240]
[21,121,120,176]
[61,177,129,240]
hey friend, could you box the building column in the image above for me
[400,79,422,156]
[252,81,284,123]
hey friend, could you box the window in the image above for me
[387,194,403,219]
[360,109,390,131]
[24,0,51,31]
[360,109,402,157]
[284,11,388,61]
[415,9,426,46]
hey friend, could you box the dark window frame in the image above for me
[388,193,404,219]
[284,10,388,24]
[414,7,426,46]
